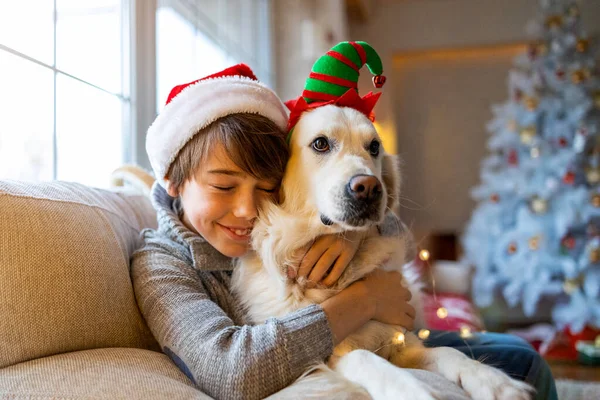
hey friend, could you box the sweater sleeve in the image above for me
[130,236,334,400]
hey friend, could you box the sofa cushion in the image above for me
[0,348,210,399]
[0,180,159,368]
[0,347,470,400]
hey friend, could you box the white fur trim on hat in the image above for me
[146,76,288,187]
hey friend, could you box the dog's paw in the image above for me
[457,362,535,400]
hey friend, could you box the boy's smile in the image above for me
[217,223,253,242]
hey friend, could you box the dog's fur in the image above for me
[232,105,534,400]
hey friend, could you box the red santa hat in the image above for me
[146,63,288,187]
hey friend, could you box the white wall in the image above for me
[272,0,348,101]
[350,0,600,242]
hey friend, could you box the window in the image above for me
[156,0,273,111]
[0,0,130,187]
[0,1,273,185]
[156,6,235,111]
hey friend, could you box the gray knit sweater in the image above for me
[130,183,334,400]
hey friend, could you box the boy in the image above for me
[132,64,416,400]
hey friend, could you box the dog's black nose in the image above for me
[347,175,382,202]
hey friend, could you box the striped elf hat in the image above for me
[286,41,386,133]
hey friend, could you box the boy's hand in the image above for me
[288,229,372,287]
[359,269,416,330]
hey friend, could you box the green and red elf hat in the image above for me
[285,41,386,134]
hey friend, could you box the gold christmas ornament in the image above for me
[419,249,430,261]
[545,15,563,29]
[590,247,600,263]
[508,242,518,255]
[563,278,579,294]
[520,126,537,145]
[530,196,548,214]
[523,96,539,111]
[576,38,589,53]
[528,236,540,251]
[586,166,600,185]
[571,69,589,84]
[592,194,600,208]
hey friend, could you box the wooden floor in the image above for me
[547,359,600,382]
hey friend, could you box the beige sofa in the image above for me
[0,180,470,399]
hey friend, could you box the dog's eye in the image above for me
[312,137,330,153]
[369,140,380,157]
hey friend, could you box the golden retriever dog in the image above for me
[231,105,534,400]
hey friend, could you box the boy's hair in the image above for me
[167,113,289,194]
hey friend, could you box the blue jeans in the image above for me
[422,330,558,400]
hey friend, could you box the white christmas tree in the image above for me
[462,0,600,333]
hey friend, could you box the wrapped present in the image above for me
[422,291,485,332]
[508,323,600,361]
[575,335,600,365]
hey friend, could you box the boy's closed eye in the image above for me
[211,185,277,193]
[212,185,234,191]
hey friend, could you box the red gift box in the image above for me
[508,324,600,361]
[422,291,485,332]
[545,326,600,361]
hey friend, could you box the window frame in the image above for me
[0,0,133,181]
[1,0,273,179]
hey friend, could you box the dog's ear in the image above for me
[381,153,401,214]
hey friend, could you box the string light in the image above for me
[418,329,431,340]
[436,307,448,319]
[416,245,476,360]
[394,332,405,345]
[460,326,473,339]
